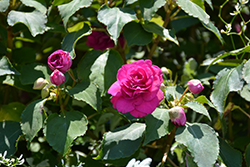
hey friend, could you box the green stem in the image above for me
[161,127,177,166]
[218,0,229,25]
[58,86,65,115]
[176,87,189,106]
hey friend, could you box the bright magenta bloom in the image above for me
[48,50,72,73]
[168,106,186,127]
[188,79,204,94]
[50,69,65,85]
[108,59,164,117]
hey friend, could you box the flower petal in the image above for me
[108,81,122,96]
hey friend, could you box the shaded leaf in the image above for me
[100,123,146,160]
[144,108,173,146]
[175,123,219,167]
[97,4,137,45]
[184,101,211,121]
[195,95,216,109]
[165,85,184,101]
[176,0,210,24]
[0,102,25,122]
[219,137,242,167]
[21,99,47,142]
[0,56,20,76]
[20,0,47,14]
[245,143,250,167]
[44,111,88,155]
[139,0,166,21]
[242,59,250,84]
[7,10,47,37]
[0,121,22,156]
[0,0,9,12]
[124,21,152,46]
[210,63,244,117]
[143,22,179,45]
[62,23,91,59]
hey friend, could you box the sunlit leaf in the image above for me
[0,56,20,76]
[176,0,210,24]
[139,0,166,21]
[58,0,92,27]
[7,10,47,37]
[202,21,224,44]
[242,59,250,84]
[175,123,219,167]
[0,121,22,156]
[210,63,244,117]
[240,84,250,102]
[20,0,47,14]
[125,0,138,6]
[0,0,9,12]
[97,4,137,45]
[184,101,211,121]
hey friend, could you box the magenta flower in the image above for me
[108,59,164,117]
[168,106,186,127]
[188,79,204,94]
[48,50,72,73]
[50,69,65,85]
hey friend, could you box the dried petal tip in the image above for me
[188,79,204,94]
[50,69,65,85]
[169,106,186,127]
[33,78,49,90]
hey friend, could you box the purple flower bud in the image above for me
[50,69,65,85]
[168,106,186,127]
[48,50,72,73]
[188,79,204,94]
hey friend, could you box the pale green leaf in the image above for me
[184,101,211,121]
[175,123,219,167]
[202,21,224,44]
[125,0,138,6]
[205,0,213,10]
[210,63,244,117]
[0,0,9,12]
[242,59,250,84]
[62,23,91,59]
[0,121,22,156]
[0,56,20,76]
[123,21,152,46]
[143,22,179,45]
[58,0,92,27]
[164,85,184,101]
[240,84,250,102]
[7,10,47,37]
[144,108,173,146]
[21,99,47,142]
[44,111,88,155]
[97,4,137,45]
[139,0,166,21]
[100,123,146,160]
[219,138,242,167]
[20,0,47,14]
[176,0,210,24]
[195,95,216,109]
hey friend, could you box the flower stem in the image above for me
[176,87,189,106]
[57,86,65,115]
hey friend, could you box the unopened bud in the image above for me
[188,79,204,94]
[41,87,49,98]
[33,78,49,90]
[50,69,65,85]
[168,106,186,127]
[161,67,169,75]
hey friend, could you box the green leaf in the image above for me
[240,84,250,102]
[7,10,47,37]
[69,81,102,111]
[207,46,250,70]
[0,0,9,12]
[242,59,250,84]
[0,121,22,156]
[20,63,50,85]
[0,102,25,122]
[139,0,166,21]
[195,95,216,109]
[58,0,92,27]
[176,0,210,24]
[219,137,242,167]
[202,21,224,43]
[125,0,138,6]
[97,4,137,45]
[100,123,145,160]
[62,23,91,59]
[210,63,244,117]
[0,56,20,76]
[20,0,47,14]
[21,99,47,142]
[164,85,184,101]
[123,21,152,46]
[142,22,179,45]
[144,108,173,146]
[184,101,211,121]
[44,111,88,155]
[204,0,213,10]
[183,58,197,77]
[175,123,219,167]
[245,143,250,167]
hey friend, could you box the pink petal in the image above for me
[115,97,135,113]
[130,109,148,117]
[108,81,122,96]
[135,97,159,114]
